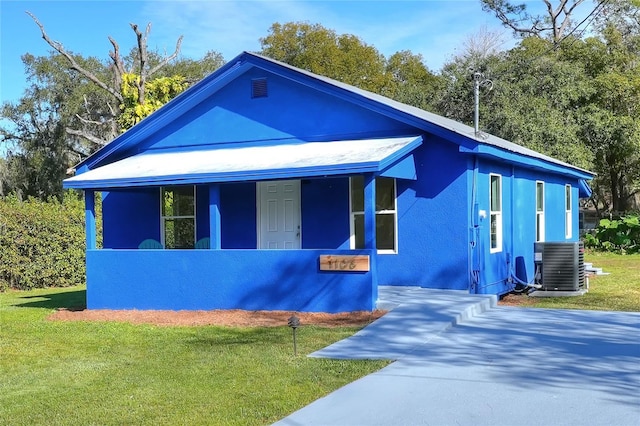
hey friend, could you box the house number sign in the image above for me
[319,255,370,272]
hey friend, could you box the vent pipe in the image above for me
[471,70,492,137]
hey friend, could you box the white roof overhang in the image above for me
[64,136,422,190]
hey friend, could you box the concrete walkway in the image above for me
[275,286,640,426]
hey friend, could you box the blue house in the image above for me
[63,52,594,313]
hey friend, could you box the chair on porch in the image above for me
[195,237,210,249]
[138,239,163,249]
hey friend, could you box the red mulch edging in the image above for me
[48,308,388,328]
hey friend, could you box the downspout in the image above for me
[469,156,480,294]
[507,166,515,288]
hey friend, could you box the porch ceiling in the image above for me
[63,136,422,189]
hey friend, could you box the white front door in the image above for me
[257,180,301,249]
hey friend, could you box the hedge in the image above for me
[0,192,97,291]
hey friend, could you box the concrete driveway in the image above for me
[274,287,640,426]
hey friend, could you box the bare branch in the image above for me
[75,113,106,127]
[27,11,124,103]
[557,0,587,40]
[460,26,506,61]
[482,0,587,42]
[0,131,28,144]
[106,102,116,117]
[108,36,126,94]
[147,34,184,77]
[130,23,148,104]
[65,127,108,147]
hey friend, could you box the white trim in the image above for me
[160,185,196,248]
[489,174,502,253]
[565,184,572,239]
[536,181,545,242]
[349,177,398,254]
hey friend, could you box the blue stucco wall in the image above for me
[130,68,417,155]
[220,183,257,248]
[102,178,354,251]
[196,185,210,241]
[103,186,211,248]
[472,158,583,295]
[102,189,160,249]
[377,136,470,290]
[301,178,350,250]
[86,249,375,312]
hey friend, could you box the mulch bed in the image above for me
[498,293,538,307]
[46,289,551,327]
[48,308,388,328]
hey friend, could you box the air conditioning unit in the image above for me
[534,242,585,291]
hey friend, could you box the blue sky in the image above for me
[0,0,526,106]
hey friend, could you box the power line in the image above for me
[558,0,611,45]
[483,0,612,77]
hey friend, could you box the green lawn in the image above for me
[0,287,388,425]
[527,252,640,311]
[3,254,637,425]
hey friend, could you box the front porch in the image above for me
[86,248,376,312]
[71,136,423,312]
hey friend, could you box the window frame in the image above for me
[565,184,572,239]
[535,181,545,242]
[160,185,197,249]
[489,174,503,253]
[349,176,398,254]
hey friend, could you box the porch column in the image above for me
[208,184,222,249]
[363,173,379,305]
[84,190,96,250]
[363,174,376,249]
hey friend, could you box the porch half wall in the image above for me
[86,249,376,313]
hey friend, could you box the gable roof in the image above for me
[243,53,592,179]
[68,51,594,184]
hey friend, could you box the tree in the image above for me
[260,22,440,109]
[459,25,506,63]
[27,11,185,145]
[260,22,390,93]
[383,50,441,110]
[438,18,640,212]
[437,36,594,166]
[491,38,594,168]
[1,16,224,199]
[593,0,640,37]
[572,26,640,212]
[0,53,107,199]
[480,0,589,42]
[435,27,508,128]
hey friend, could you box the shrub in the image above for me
[583,214,640,254]
[0,192,94,291]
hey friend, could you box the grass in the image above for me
[0,287,389,425]
[3,254,636,425]
[522,252,640,311]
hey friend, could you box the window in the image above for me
[565,184,572,239]
[161,186,196,249]
[536,181,545,242]
[350,176,397,253]
[490,174,502,252]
